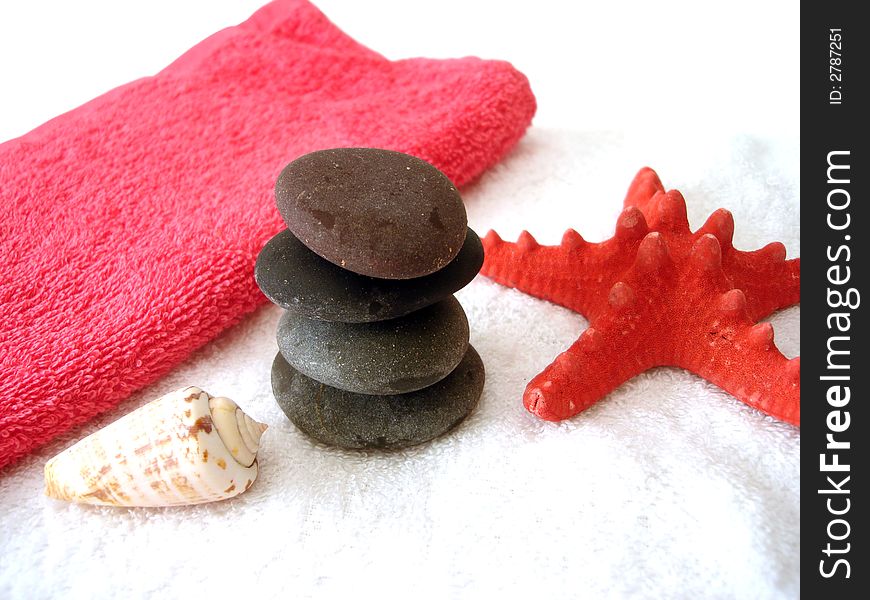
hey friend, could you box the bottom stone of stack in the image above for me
[272,346,485,450]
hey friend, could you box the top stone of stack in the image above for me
[275,148,468,280]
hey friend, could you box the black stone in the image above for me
[255,227,483,323]
[277,297,469,395]
[272,346,485,450]
[275,148,467,279]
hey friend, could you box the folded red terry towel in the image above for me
[0,0,535,470]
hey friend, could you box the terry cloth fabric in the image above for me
[0,0,535,469]
[0,128,800,598]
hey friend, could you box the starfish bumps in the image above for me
[482,168,800,426]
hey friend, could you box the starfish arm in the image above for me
[481,207,651,318]
[696,208,801,320]
[729,252,801,321]
[524,310,653,422]
[623,167,665,212]
[480,230,592,314]
[623,168,693,235]
[680,293,800,425]
[480,231,586,313]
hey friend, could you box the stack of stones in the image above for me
[256,148,485,450]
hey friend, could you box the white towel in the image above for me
[0,127,799,599]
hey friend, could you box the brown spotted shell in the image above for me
[44,387,266,507]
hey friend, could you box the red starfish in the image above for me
[481,168,801,426]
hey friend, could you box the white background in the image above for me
[1,0,798,141]
[1,2,800,599]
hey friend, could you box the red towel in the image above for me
[0,0,535,470]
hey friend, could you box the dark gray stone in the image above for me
[275,148,467,279]
[276,297,469,395]
[255,227,483,323]
[272,346,485,450]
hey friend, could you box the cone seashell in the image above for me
[44,387,267,507]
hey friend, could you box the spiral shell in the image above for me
[44,387,267,507]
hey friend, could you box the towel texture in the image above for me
[0,0,535,469]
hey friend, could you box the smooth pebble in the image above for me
[276,297,469,395]
[275,148,467,279]
[272,346,485,450]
